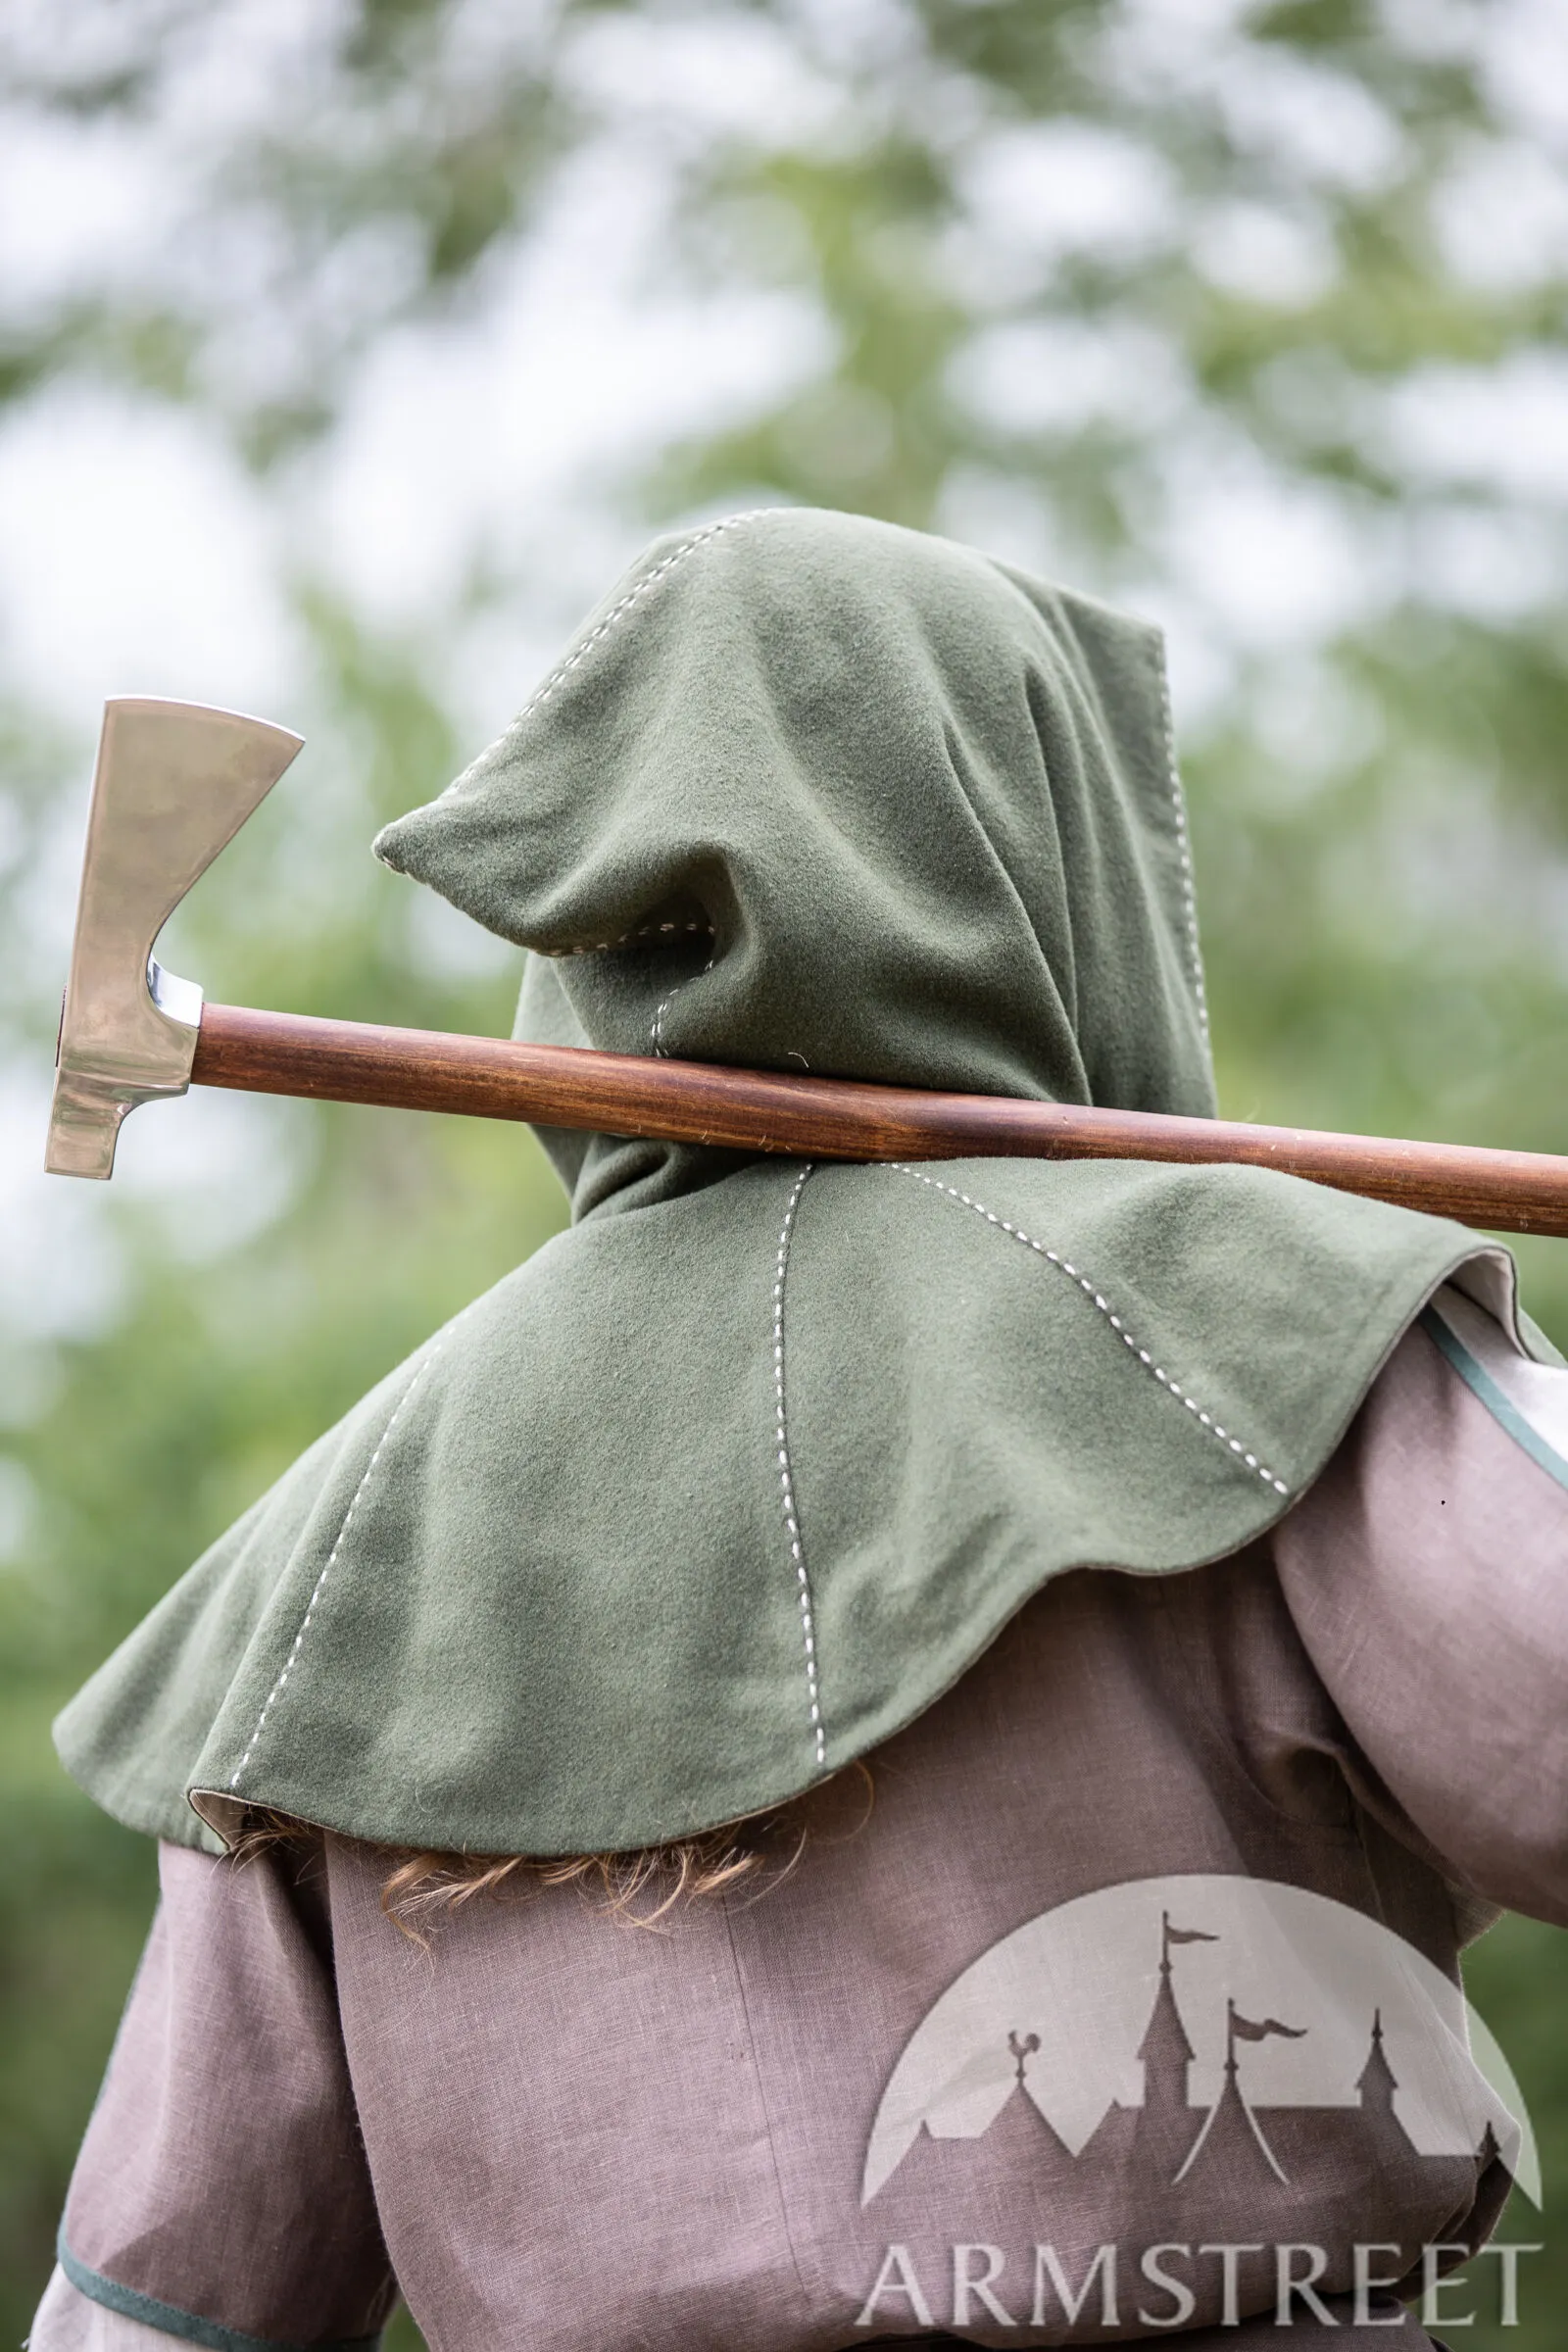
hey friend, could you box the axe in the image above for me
[44,698,1568,1239]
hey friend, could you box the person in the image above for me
[31,508,1568,2351]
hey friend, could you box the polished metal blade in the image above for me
[46,699,304,1178]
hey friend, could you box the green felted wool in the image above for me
[55,510,1526,1859]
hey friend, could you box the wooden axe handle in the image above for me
[191,1004,1568,1238]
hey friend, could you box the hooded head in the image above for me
[375,508,1214,1210]
[60,514,1514,1867]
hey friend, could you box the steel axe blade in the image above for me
[46,699,304,1179]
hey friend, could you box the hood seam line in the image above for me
[888,1163,1287,1495]
[225,1330,459,1792]
[773,1164,825,1770]
[1155,643,1210,1042]
[455,510,767,795]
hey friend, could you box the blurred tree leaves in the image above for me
[1,0,1565,2340]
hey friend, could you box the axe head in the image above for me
[46,699,304,1179]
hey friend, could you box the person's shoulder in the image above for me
[1417,1281,1568,1495]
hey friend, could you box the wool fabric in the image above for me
[55,510,1537,1858]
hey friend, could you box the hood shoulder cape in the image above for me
[53,510,1544,1857]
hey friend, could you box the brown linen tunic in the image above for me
[34,1304,1568,2351]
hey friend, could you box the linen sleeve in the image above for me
[38,1837,397,2352]
[1275,1291,1568,1927]
[28,2263,187,2350]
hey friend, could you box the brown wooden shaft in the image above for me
[191,1002,1568,1238]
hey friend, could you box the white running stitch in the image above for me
[477,508,757,985]
[652,942,716,1056]
[545,919,715,958]
[227,1334,456,1790]
[890,1164,1289,1495]
[1155,645,1209,1040]
[773,1166,825,1768]
[438,511,766,808]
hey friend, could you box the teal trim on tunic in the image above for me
[56,2234,380,2352]
[1421,1305,1568,1494]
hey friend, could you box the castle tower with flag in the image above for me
[1128,1913,1214,2173]
[1176,1998,1306,2186]
[873,1910,1506,2273]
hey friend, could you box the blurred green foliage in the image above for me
[1,1,1565,2341]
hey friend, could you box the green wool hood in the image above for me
[56,509,1525,1858]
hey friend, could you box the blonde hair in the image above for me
[232,1764,873,1937]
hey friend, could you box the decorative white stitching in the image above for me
[227,1334,456,1790]
[522,513,761,721]
[544,919,716,958]
[438,511,766,808]
[1155,646,1209,1040]
[890,1164,1289,1495]
[773,1165,825,1768]
[653,941,716,1057]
